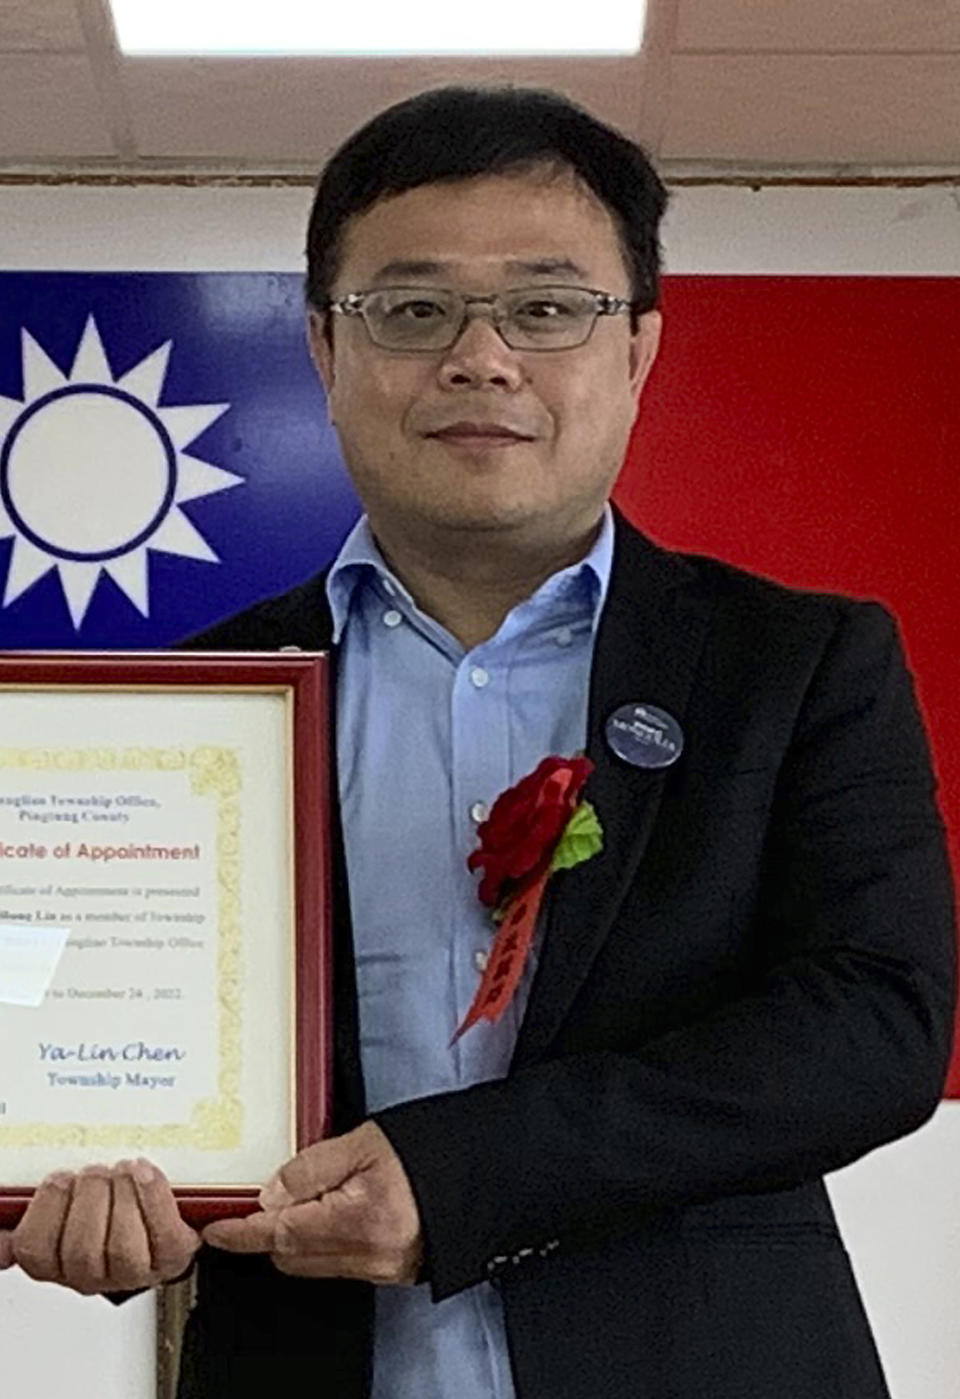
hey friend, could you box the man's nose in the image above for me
[436,314,525,389]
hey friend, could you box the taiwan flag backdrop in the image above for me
[0,272,359,648]
[1,269,957,1090]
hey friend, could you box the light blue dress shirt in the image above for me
[326,505,614,1399]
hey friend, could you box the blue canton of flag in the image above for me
[0,273,359,648]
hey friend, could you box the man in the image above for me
[2,86,956,1398]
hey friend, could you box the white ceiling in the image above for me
[0,0,958,180]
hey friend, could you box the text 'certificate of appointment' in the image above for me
[0,657,331,1213]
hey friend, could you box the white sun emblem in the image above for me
[0,315,243,627]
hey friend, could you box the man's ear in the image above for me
[628,309,662,399]
[307,309,336,398]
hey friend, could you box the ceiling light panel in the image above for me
[109,0,646,55]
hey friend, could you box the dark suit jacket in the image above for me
[175,509,957,1399]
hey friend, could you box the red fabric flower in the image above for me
[454,753,602,1042]
[467,754,594,908]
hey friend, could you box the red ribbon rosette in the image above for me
[452,755,603,1042]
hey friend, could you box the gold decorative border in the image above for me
[0,746,242,1150]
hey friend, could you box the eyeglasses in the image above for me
[325,285,635,352]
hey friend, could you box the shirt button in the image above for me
[474,950,490,972]
[554,626,573,646]
[382,610,402,628]
[470,801,489,824]
[470,666,490,688]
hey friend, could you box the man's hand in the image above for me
[0,1230,13,1270]
[11,1160,200,1295]
[202,1120,423,1285]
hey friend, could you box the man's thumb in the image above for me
[259,1133,357,1209]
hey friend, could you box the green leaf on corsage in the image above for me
[549,800,603,873]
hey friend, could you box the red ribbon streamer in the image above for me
[451,864,551,1044]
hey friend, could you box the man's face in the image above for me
[309,167,661,546]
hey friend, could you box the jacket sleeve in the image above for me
[373,600,958,1302]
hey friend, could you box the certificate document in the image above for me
[0,654,330,1221]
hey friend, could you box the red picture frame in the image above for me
[0,651,332,1226]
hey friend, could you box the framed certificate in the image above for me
[0,652,331,1226]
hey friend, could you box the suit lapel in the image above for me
[512,515,712,1067]
[275,585,369,1132]
[325,649,369,1132]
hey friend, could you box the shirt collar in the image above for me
[325,516,411,645]
[325,503,615,646]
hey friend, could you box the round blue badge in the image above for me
[605,702,684,770]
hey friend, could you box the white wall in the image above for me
[0,1271,155,1398]
[1,182,958,275]
[830,1104,960,1399]
[0,181,957,1398]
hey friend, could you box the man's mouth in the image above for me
[425,422,534,443]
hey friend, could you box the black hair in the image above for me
[305,85,669,323]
